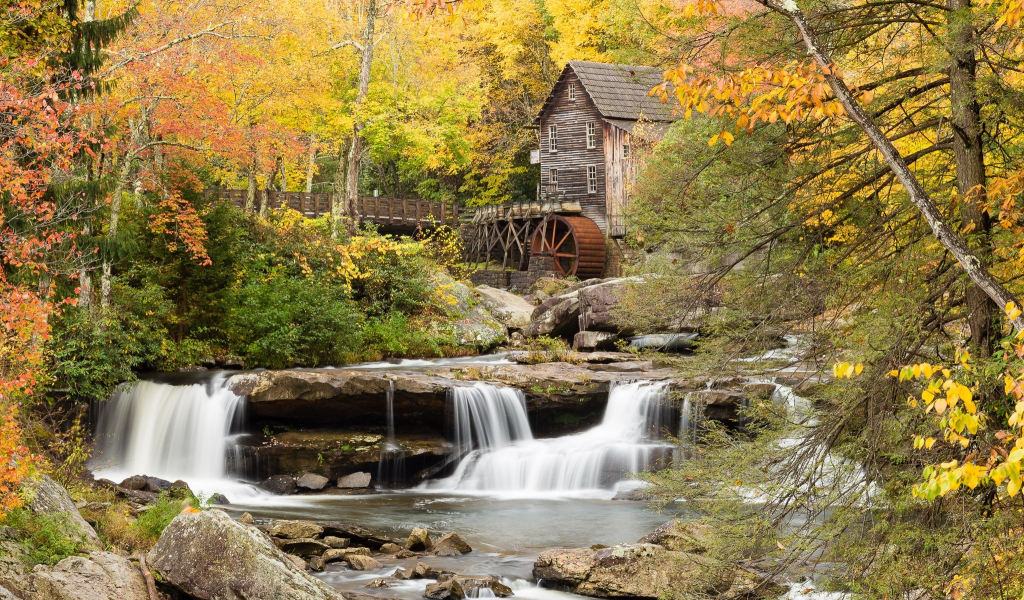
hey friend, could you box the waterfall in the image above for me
[92,373,245,483]
[377,379,406,487]
[428,381,673,496]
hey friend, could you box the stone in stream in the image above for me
[319,522,393,549]
[365,578,391,588]
[337,472,372,488]
[269,520,324,540]
[148,509,343,600]
[259,474,297,495]
[308,555,326,572]
[30,552,149,600]
[323,536,350,549]
[637,520,713,553]
[405,527,433,551]
[119,475,148,491]
[322,548,371,563]
[533,543,734,599]
[378,542,402,554]
[345,555,383,571]
[170,479,193,496]
[239,512,256,525]
[430,532,472,556]
[273,538,330,557]
[423,579,464,600]
[296,473,330,491]
[143,475,172,492]
[453,576,513,598]
[210,493,231,505]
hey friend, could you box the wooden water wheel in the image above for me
[530,214,606,278]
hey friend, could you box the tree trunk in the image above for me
[84,0,95,21]
[344,0,378,233]
[278,156,287,192]
[331,141,348,238]
[771,4,1024,332]
[305,137,317,193]
[245,162,257,212]
[261,165,274,217]
[946,0,994,352]
[79,224,91,310]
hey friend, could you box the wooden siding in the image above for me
[603,121,628,227]
[539,71,608,231]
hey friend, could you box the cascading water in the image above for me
[427,381,674,497]
[92,373,245,484]
[377,379,406,487]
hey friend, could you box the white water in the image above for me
[450,383,533,457]
[428,381,673,498]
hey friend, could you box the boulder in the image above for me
[0,540,29,598]
[627,333,697,352]
[118,476,148,491]
[240,512,256,525]
[406,527,433,551]
[322,548,371,563]
[337,472,372,489]
[273,538,330,557]
[573,331,618,351]
[637,520,713,553]
[148,509,343,600]
[424,579,464,600]
[454,576,513,598]
[296,473,330,491]
[210,493,230,505]
[345,555,383,571]
[430,532,472,556]
[577,279,633,333]
[379,542,402,554]
[29,552,148,600]
[524,294,580,337]
[323,536,350,549]
[143,476,172,493]
[24,475,101,550]
[170,480,193,497]
[319,522,393,549]
[451,306,507,349]
[308,556,325,572]
[586,361,653,373]
[269,520,324,540]
[365,578,390,588]
[259,475,297,495]
[533,544,733,599]
[475,286,535,330]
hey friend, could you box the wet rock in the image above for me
[475,286,535,330]
[270,520,325,540]
[430,532,472,556]
[337,472,372,488]
[319,522,393,549]
[345,555,383,571]
[346,593,404,600]
[308,556,325,572]
[30,552,148,600]
[143,476,172,493]
[379,542,402,554]
[239,512,256,525]
[424,579,465,600]
[524,294,580,337]
[322,548,371,563]
[323,536,350,549]
[273,538,330,557]
[119,475,148,491]
[628,333,696,352]
[573,331,619,351]
[259,475,297,495]
[406,527,433,551]
[296,473,330,491]
[533,544,733,599]
[148,509,342,599]
[744,383,777,400]
[395,549,419,559]
[24,475,101,550]
[454,576,513,598]
[210,493,230,505]
[366,578,391,588]
[222,355,245,369]
[637,520,713,553]
[170,480,193,496]
[586,361,653,373]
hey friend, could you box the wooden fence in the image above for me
[208,189,459,229]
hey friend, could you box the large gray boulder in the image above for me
[533,544,733,599]
[269,520,324,540]
[148,509,343,600]
[24,475,101,550]
[524,294,580,337]
[474,286,535,330]
[577,279,634,333]
[451,306,507,349]
[29,552,148,600]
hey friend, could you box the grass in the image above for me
[1,508,85,566]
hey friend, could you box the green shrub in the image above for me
[226,276,362,368]
[361,312,459,359]
[1,508,84,566]
[132,494,189,540]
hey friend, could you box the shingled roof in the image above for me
[537,61,678,123]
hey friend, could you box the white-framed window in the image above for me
[622,143,630,159]
[549,168,558,189]
[587,165,597,194]
[587,122,596,149]
[569,82,576,101]
[548,125,558,153]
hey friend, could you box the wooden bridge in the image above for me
[209,189,459,230]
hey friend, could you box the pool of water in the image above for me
[222,492,673,598]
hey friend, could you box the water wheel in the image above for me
[530,214,606,279]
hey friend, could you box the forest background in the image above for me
[7,0,1024,597]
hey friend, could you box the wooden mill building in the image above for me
[465,61,677,286]
[536,61,675,237]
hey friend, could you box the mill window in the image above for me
[587,122,596,149]
[550,168,558,190]
[569,83,576,101]
[549,125,558,153]
[587,165,597,194]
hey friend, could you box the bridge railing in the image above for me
[207,189,459,228]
